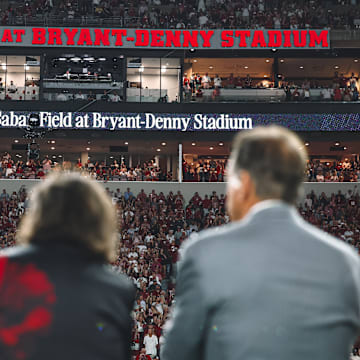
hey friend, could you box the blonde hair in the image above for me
[18,172,117,262]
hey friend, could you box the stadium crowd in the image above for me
[1,152,359,182]
[184,72,360,103]
[0,153,173,181]
[0,0,359,29]
[0,185,359,359]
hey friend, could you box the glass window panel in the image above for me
[25,66,40,100]
[160,59,180,103]
[7,56,26,66]
[6,65,25,100]
[127,66,142,102]
[141,66,160,102]
[0,66,5,100]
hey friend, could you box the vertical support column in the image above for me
[171,155,178,181]
[129,154,133,168]
[80,151,88,166]
[155,155,160,168]
[179,54,184,103]
[123,56,127,102]
[273,56,279,88]
[178,143,183,183]
[40,53,46,100]
[167,155,171,172]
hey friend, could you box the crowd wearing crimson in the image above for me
[1,152,359,183]
[306,159,360,182]
[0,153,172,181]
[183,72,360,103]
[183,159,227,182]
[0,0,359,29]
[0,185,359,358]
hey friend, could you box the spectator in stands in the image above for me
[143,325,159,358]
[74,91,86,100]
[292,87,301,101]
[334,85,343,101]
[7,80,17,93]
[213,74,222,88]
[244,74,252,89]
[201,73,211,89]
[101,90,110,101]
[321,87,332,101]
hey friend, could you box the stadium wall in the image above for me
[0,180,358,202]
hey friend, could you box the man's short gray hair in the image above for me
[230,125,307,204]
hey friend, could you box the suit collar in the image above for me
[240,200,297,225]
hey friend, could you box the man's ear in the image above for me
[239,170,254,202]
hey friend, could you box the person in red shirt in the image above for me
[136,348,152,360]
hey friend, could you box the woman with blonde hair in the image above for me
[0,173,135,360]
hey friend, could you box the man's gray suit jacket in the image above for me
[161,200,360,360]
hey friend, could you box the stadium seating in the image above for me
[0,186,359,358]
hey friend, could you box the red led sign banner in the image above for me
[0,27,330,49]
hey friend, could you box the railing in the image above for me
[3,16,360,39]
[0,179,358,203]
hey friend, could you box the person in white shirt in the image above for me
[201,73,211,89]
[198,13,208,27]
[144,327,158,358]
[8,80,17,93]
[321,87,332,100]
[74,91,85,100]
[56,92,67,101]
[213,74,222,88]
[111,92,121,102]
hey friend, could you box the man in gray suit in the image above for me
[161,126,360,360]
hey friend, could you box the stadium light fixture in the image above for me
[157,148,161,152]
[161,142,166,146]
[334,65,339,69]
[210,147,214,150]
[344,147,347,150]
[354,59,359,63]
[14,139,19,143]
[86,147,91,151]
[191,142,196,146]
[335,142,340,146]
[299,66,304,69]
[265,59,270,63]
[219,142,224,146]
[193,59,197,63]
[305,142,310,146]
[125,142,129,145]
[189,48,196,53]
[244,66,248,69]
[50,147,55,150]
